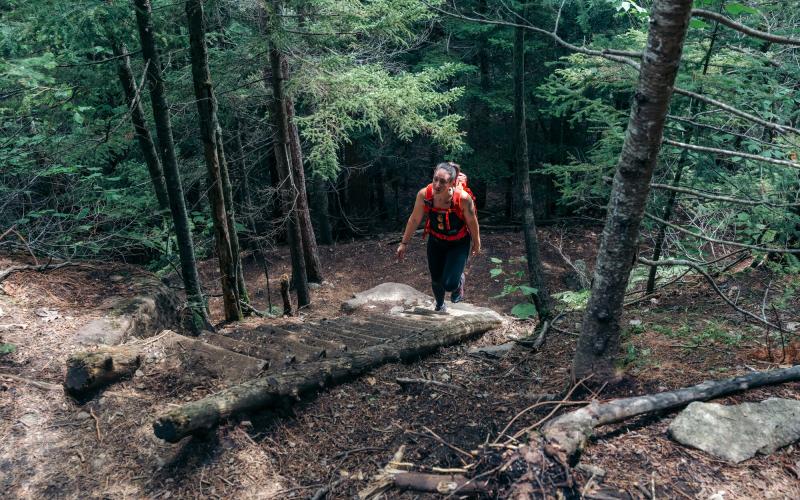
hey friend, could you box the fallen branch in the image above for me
[692,8,800,46]
[64,345,142,398]
[638,257,783,331]
[0,261,91,283]
[542,364,800,463]
[395,377,461,391]
[0,372,62,391]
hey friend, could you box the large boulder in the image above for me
[342,283,433,312]
[668,398,800,463]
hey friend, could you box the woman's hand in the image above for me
[471,240,481,257]
[396,242,408,261]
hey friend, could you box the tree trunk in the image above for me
[133,0,211,332]
[311,173,333,244]
[186,0,241,321]
[573,0,693,381]
[110,40,170,211]
[281,58,323,282]
[153,314,500,442]
[217,127,250,308]
[514,25,552,321]
[268,46,310,307]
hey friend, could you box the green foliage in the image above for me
[298,62,467,179]
[552,289,591,310]
[489,256,540,318]
[0,343,16,356]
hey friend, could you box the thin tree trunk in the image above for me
[269,45,310,307]
[133,0,211,332]
[514,25,552,321]
[573,0,693,381]
[110,40,169,211]
[186,0,241,321]
[312,173,333,244]
[217,127,249,307]
[281,60,323,282]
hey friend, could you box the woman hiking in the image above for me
[396,162,481,312]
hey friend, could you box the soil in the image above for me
[1,226,799,499]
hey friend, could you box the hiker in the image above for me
[396,161,481,312]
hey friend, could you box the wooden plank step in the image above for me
[199,332,287,369]
[225,327,330,362]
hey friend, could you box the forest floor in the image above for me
[1,226,799,499]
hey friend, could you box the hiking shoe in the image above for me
[451,273,465,303]
[434,302,448,313]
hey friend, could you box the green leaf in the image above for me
[690,19,710,30]
[511,303,537,319]
[490,268,503,278]
[490,257,503,264]
[0,343,16,355]
[725,2,759,15]
[519,285,538,296]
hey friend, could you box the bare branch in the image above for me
[667,114,792,150]
[664,138,800,169]
[650,182,800,208]
[673,87,800,135]
[639,257,783,331]
[644,213,800,254]
[427,3,800,136]
[693,8,800,46]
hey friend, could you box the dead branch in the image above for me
[692,8,800,46]
[0,372,62,391]
[664,138,800,170]
[542,364,800,462]
[393,472,489,495]
[638,257,783,331]
[649,182,800,208]
[429,4,800,136]
[0,261,91,283]
[395,377,462,391]
[644,213,800,254]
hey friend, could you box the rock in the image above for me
[628,319,642,326]
[19,413,40,427]
[576,463,606,479]
[468,342,515,358]
[669,398,800,463]
[308,282,322,290]
[342,283,432,312]
[75,411,91,420]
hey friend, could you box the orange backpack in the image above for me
[423,172,476,241]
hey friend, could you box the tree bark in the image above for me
[133,0,211,332]
[110,40,170,211]
[217,127,250,308]
[186,0,241,321]
[311,173,333,244]
[268,46,310,307]
[544,364,800,462]
[514,24,552,321]
[153,314,501,442]
[282,59,323,282]
[573,0,693,380]
[64,346,141,397]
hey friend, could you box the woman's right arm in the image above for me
[396,189,426,261]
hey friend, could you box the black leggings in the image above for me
[427,234,471,307]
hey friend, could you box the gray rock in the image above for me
[576,463,606,479]
[669,398,800,463]
[468,342,515,357]
[342,283,432,312]
[75,411,91,420]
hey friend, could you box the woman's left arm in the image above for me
[461,193,481,256]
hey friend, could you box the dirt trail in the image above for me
[1,229,799,498]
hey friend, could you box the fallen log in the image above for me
[64,345,142,397]
[65,331,268,398]
[153,314,500,442]
[541,364,800,463]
